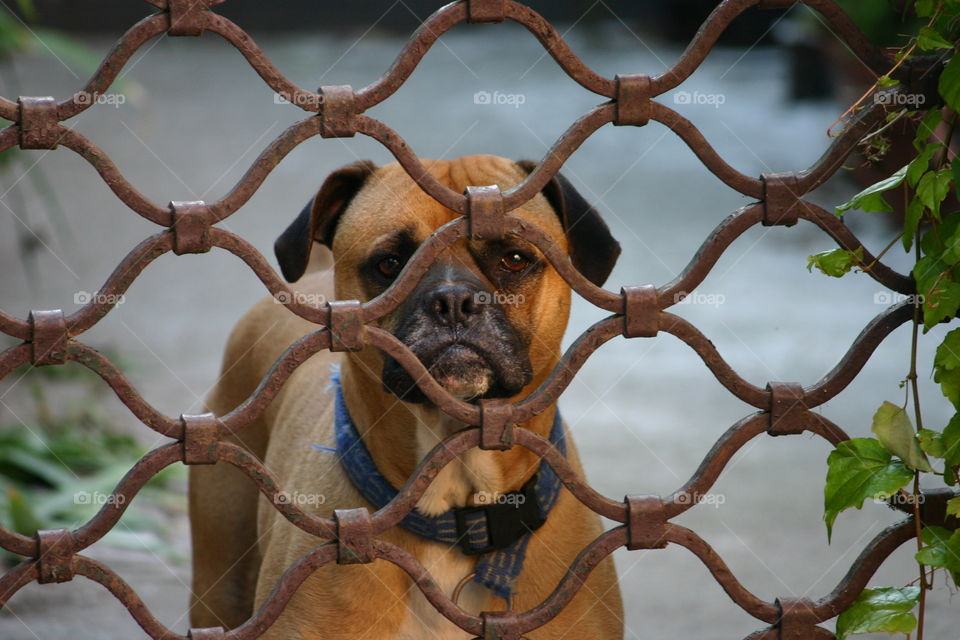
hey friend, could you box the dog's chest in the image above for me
[396,543,488,639]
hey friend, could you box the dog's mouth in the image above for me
[428,343,494,400]
[382,336,530,404]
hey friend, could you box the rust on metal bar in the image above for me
[28,309,67,366]
[625,494,667,550]
[170,201,213,255]
[335,508,375,564]
[17,97,59,149]
[181,413,222,465]
[479,399,514,450]
[328,300,365,351]
[319,85,357,138]
[35,528,75,584]
[766,382,808,436]
[621,285,659,337]
[466,185,505,241]
[614,73,651,127]
[167,0,206,36]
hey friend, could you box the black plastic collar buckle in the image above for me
[454,474,547,555]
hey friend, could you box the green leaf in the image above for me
[835,586,919,639]
[918,428,947,457]
[907,144,939,188]
[918,26,954,50]
[948,496,960,518]
[943,413,960,468]
[915,526,960,587]
[914,258,960,330]
[824,438,914,540]
[940,55,960,112]
[916,168,953,220]
[870,402,933,472]
[914,110,944,151]
[806,247,864,278]
[835,165,906,216]
[935,332,960,408]
[903,198,925,251]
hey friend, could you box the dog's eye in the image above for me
[500,252,530,273]
[377,256,402,278]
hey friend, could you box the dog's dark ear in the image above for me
[516,160,620,287]
[274,160,377,282]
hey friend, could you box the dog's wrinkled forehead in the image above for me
[333,157,566,260]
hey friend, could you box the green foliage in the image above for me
[835,587,920,639]
[807,247,864,277]
[0,364,184,566]
[823,437,914,540]
[914,526,960,586]
[870,402,933,472]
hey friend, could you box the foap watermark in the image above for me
[74,491,126,507]
[673,90,725,108]
[873,291,924,305]
[875,492,924,507]
[73,91,127,108]
[74,290,125,306]
[274,491,327,506]
[273,91,322,107]
[874,91,925,108]
[474,490,526,507]
[673,291,726,308]
[274,290,327,306]
[675,492,726,508]
[473,90,526,109]
[474,290,525,307]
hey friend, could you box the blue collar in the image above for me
[329,371,566,598]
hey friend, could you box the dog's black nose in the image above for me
[427,284,481,326]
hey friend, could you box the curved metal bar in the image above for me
[667,524,780,623]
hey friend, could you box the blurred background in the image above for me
[0,1,955,638]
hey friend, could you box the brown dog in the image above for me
[189,155,624,638]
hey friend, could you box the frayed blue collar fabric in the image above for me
[329,371,566,598]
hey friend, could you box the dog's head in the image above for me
[275,155,619,404]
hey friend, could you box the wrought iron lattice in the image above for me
[0,0,953,638]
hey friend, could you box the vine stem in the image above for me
[910,224,927,640]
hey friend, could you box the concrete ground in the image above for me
[0,9,957,639]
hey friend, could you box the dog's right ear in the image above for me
[274,160,377,282]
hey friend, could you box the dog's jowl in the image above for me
[189,155,624,639]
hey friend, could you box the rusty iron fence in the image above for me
[0,0,954,638]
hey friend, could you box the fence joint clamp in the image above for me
[767,382,807,436]
[36,528,75,584]
[318,85,357,138]
[468,0,506,23]
[614,73,651,127]
[28,309,68,366]
[622,285,659,338]
[18,97,59,149]
[335,507,375,564]
[626,494,668,550]
[170,201,213,255]
[182,413,222,465]
[167,0,207,36]
[479,399,514,450]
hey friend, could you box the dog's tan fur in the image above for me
[189,155,624,638]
